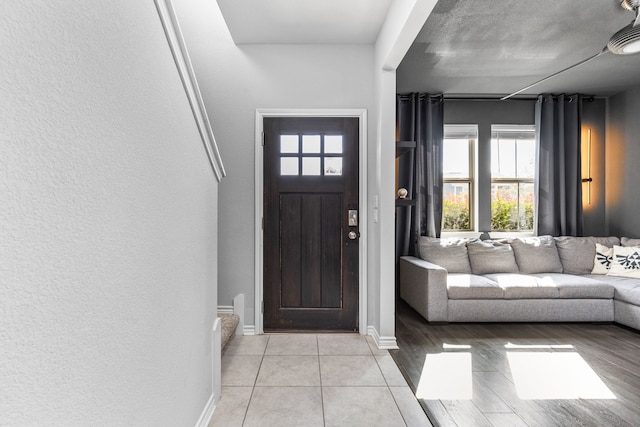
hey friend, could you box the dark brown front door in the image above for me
[264,117,359,331]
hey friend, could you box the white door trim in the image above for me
[254,109,368,335]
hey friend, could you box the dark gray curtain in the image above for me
[535,94,584,237]
[396,93,444,260]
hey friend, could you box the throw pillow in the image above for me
[591,243,613,275]
[466,240,519,274]
[509,236,563,274]
[417,236,474,274]
[621,237,640,247]
[607,245,640,279]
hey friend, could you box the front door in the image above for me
[263,117,359,331]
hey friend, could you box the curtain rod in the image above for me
[443,96,596,102]
[398,93,597,102]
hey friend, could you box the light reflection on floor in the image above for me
[415,342,617,401]
[415,352,472,399]
[507,351,616,399]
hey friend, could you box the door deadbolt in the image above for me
[348,231,358,240]
[348,210,358,227]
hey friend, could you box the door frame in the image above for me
[254,109,368,335]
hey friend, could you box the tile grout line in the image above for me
[317,334,327,427]
[241,335,270,427]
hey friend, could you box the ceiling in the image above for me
[216,0,393,44]
[397,0,640,97]
[214,0,640,97]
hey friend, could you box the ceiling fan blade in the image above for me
[501,48,609,100]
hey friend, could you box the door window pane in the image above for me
[324,157,343,175]
[302,157,321,175]
[281,158,299,176]
[325,135,343,153]
[302,135,321,153]
[280,135,299,153]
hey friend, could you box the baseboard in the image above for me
[194,393,216,427]
[243,325,256,336]
[367,326,398,350]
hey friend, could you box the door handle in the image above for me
[348,231,359,240]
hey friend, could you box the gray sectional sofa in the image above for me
[399,235,640,331]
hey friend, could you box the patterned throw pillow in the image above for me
[591,243,613,275]
[607,245,640,279]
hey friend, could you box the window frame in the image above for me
[490,125,536,232]
[442,125,477,232]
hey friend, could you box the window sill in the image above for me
[441,231,535,239]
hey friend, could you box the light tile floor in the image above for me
[210,334,432,427]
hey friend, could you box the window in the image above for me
[279,134,343,176]
[491,125,536,231]
[442,125,477,231]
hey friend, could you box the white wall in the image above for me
[182,0,376,328]
[606,86,640,237]
[0,1,219,425]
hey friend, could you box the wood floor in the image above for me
[390,300,640,427]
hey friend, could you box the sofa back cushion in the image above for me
[621,236,640,247]
[417,237,473,274]
[509,236,563,274]
[466,240,519,274]
[554,236,620,274]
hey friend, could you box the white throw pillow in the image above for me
[591,243,613,275]
[607,245,640,279]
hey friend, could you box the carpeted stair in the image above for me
[219,313,240,352]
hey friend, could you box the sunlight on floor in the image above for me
[507,352,617,400]
[415,342,616,401]
[505,342,574,350]
[416,352,472,400]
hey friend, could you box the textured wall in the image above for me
[175,0,376,327]
[0,1,218,425]
[607,86,640,238]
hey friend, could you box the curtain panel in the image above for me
[535,94,584,237]
[396,93,444,261]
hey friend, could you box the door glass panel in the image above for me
[281,157,299,175]
[280,135,299,153]
[324,157,343,176]
[324,135,343,153]
[302,135,321,153]
[302,157,321,175]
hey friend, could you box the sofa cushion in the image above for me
[510,236,563,274]
[484,273,613,300]
[447,274,503,299]
[417,236,474,274]
[467,241,519,274]
[591,243,614,275]
[484,273,559,299]
[621,236,640,247]
[529,273,614,299]
[607,245,640,279]
[586,275,640,305]
[555,236,620,274]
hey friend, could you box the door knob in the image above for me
[348,231,358,240]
